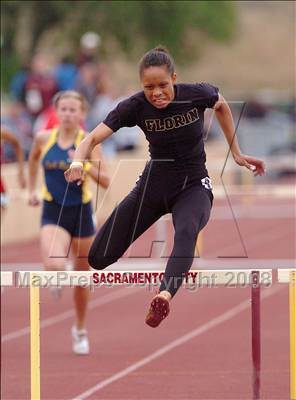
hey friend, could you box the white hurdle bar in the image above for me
[1,269,272,287]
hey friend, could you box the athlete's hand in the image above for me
[234,154,266,176]
[28,191,40,207]
[64,163,84,186]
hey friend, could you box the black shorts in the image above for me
[41,200,95,238]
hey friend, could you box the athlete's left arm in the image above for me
[213,94,266,176]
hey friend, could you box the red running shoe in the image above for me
[145,295,170,328]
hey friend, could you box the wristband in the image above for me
[70,161,84,169]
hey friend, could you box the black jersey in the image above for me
[103,82,219,177]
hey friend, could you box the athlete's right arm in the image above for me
[64,122,113,183]
[28,131,49,206]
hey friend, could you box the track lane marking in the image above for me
[72,285,282,400]
[2,287,141,342]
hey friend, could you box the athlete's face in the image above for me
[56,98,84,129]
[141,66,177,109]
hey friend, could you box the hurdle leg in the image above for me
[30,273,40,400]
[290,271,296,400]
[251,271,261,400]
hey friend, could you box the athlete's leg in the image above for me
[71,236,93,331]
[159,187,213,298]
[40,225,71,270]
[146,186,212,327]
[88,189,163,269]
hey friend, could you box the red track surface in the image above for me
[1,196,294,399]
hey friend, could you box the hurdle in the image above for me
[278,269,296,400]
[1,269,272,400]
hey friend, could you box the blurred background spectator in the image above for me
[77,31,101,67]
[54,56,78,91]
[23,53,59,120]
[75,61,99,108]
[9,61,30,103]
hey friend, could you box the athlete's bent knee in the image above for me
[88,250,119,270]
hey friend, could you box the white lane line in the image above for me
[2,287,140,343]
[72,285,282,400]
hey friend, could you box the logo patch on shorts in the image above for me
[201,177,213,190]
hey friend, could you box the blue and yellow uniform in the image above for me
[41,128,95,237]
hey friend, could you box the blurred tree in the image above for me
[1,1,236,90]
